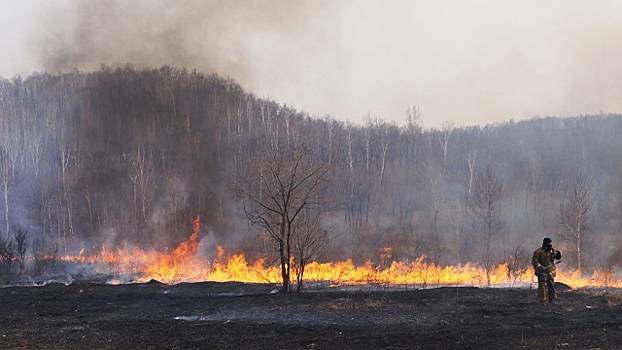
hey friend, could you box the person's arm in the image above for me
[554,250,561,260]
[532,250,542,270]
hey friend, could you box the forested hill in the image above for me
[1,66,621,270]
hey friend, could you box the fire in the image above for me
[59,218,622,289]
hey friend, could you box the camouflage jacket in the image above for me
[532,247,561,277]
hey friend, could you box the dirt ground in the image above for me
[1,281,622,349]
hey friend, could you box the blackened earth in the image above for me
[1,281,622,349]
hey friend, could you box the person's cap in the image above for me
[543,237,552,245]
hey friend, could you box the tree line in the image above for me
[0,66,619,284]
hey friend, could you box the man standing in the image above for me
[532,237,562,304]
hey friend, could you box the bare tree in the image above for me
[505,245,528,286]
[0,142,16,238]
[57,131,74,252]
[237,146,327,292]
[129,144,153,241]
[326,117,335,166]
[427,169,446,263]
[378,124,391,187]
[559,174,591,274]
[466,150,477,200]
[0,233,15,283]
[470,165,503,285]
[13,226,28,275]
[292,209,328,292]
[439,121,454,174]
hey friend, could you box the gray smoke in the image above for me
[3,1,622,125]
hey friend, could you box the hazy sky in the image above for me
[1,0,622,127]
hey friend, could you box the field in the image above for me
[1,281,622,349]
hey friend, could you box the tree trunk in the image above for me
[576,234,582,275]
[3,181,8,238]
[279,242,289,293]
[296,262,305,292]
[379,142,389,186]
[286,224,292,292]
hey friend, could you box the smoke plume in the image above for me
[1,0,622,126]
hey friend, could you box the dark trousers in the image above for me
[536,273,556,303]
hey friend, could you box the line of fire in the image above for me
[52,216,620,290]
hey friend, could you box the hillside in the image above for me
[1,66,622,271]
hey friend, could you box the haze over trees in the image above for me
[469,165,503,286]
[0,66,621,281]
[559,175,592,274]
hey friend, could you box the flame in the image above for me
[58,218,622,289]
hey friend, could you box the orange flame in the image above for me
[58,218,622,289]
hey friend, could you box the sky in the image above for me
[1,0,622,127]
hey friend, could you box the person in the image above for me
[532,237,562,304]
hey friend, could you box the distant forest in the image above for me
[1,66,622,272]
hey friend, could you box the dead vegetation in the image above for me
[1,282,622,349]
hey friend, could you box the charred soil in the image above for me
[1,282,622,349]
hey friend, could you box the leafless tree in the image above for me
[505,245,528,286]
[439,121,454,174]
[0,233,15,282]
[427,170,446,263]
[129,144,153,240]
[466,150,477,200]
[559,174,591,274]
[0,142,16,238]
[470,165,503,285]
[292,209,328,292]
[13,225,28,274]
[237,146,327,292]
[325,117,335,166]
[378,124,391,187]
[57,130,74,252]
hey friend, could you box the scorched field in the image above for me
[1,282,622,349]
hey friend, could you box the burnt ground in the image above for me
[1,282,622,350]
